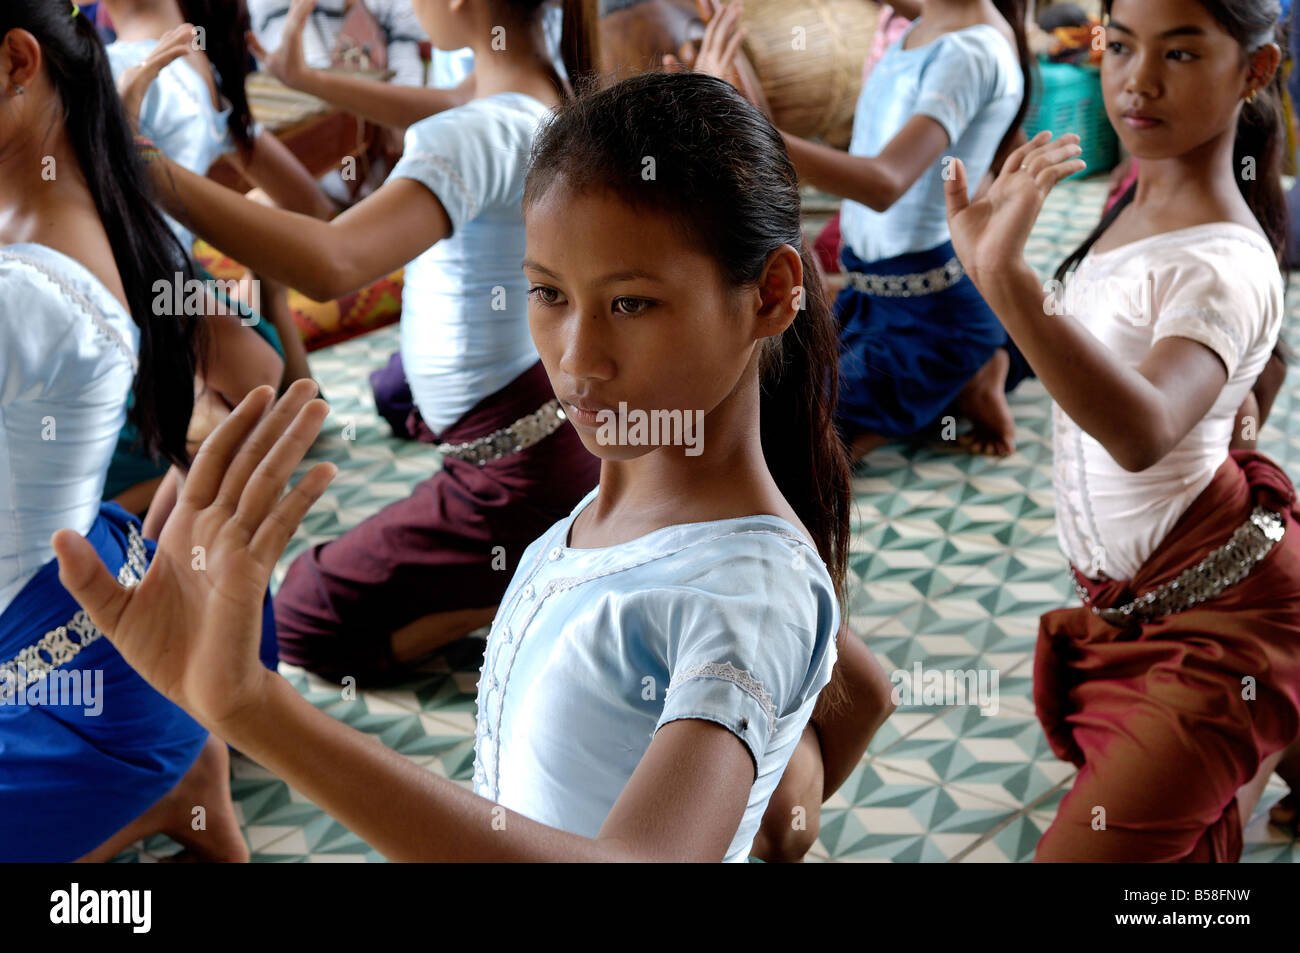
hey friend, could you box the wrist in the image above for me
[209,665,281,745]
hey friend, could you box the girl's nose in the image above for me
[560,312,616,383]
[1125,53,1161,99]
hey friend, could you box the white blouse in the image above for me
[0,245,139,616]
[1052,223,1284,580]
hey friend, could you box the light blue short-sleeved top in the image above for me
[472,487,841,862]
[106,41,253,255]
[388,93,552,433]
[0,245,139,616]
[839,21,1023,264]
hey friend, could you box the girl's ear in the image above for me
[753,243,803,341]
[2,28,42,92]
[1246,42,1282,98]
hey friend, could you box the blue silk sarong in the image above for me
[0,502,276,861]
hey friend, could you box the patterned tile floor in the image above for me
[114,177,1300,862]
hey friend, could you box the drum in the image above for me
[598,0,879,148]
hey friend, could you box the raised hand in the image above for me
[117,22,200,124]
[944,130,1085,285]
[247,0,316,88]
[664,0,769,115]
[50,380,335,734]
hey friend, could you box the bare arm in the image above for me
[273,66,473,130]
[780,116,952,211]
[945,133,1230,473]
[220,674,754,861]
[147,155,448,301]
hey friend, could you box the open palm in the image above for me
[944,131,1085,283]
[51,381,335,732]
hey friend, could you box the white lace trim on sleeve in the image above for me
[666,660,777,727]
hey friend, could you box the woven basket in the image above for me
[739,0,879,148]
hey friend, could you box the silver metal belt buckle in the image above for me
[847,256,965,298]
[1074,505,1286,626]
[435,398,567,466]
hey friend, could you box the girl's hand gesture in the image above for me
[50,381,336,735]
[944,131,1085,283]
[116,23,200,125]
[664,0,769,116]
[247,0,315,89]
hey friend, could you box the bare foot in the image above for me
[77,734,249,862]
[954,348,1016,457]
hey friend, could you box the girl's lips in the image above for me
[563,400,611,427]
[1122,114,1163,130]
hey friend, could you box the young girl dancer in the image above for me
[0,0,272,861]
[944,0,1300,860]
[128,0,603,685]
[101,0,334,520]
[52,70,888,863]
[688,0,1035,461]
[252,0,569,434]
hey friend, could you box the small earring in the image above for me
[13,84,23,96]
[1246,88,1258,104]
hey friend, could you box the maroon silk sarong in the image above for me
[1033,450,1300,862]
[274,361,600,684]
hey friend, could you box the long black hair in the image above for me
[1057,0,1288,281]
[993,0,1035,160]
[522,71,852,603]
[3,0,202,470]
[177,0,255,150]
[490,0,600,98]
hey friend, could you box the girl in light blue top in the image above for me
[56,72,894,862]
[694,0,1035,462]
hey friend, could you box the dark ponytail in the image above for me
[993,0,1034,161]
[3,1,202,470]
[1058,0,1288,281]
[177,0,255,150]
[493,0,601,98]
[523,72,851,601]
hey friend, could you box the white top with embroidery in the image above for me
[1053,223,1283,580]
[0,244,139,616]
[473,486,840,862]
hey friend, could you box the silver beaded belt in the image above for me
[1073,505,1286,627]
[436,398,567,466]
[0,521,148,703]
[847,256,966,298]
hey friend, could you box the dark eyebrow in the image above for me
[1109,20,1207,39]
[521,260,666,284]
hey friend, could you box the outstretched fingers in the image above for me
[249,461,337,565]
[999,129,1053,177]
[213,378,320,512]
[182,385,277,511]
[232,389,331,543]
